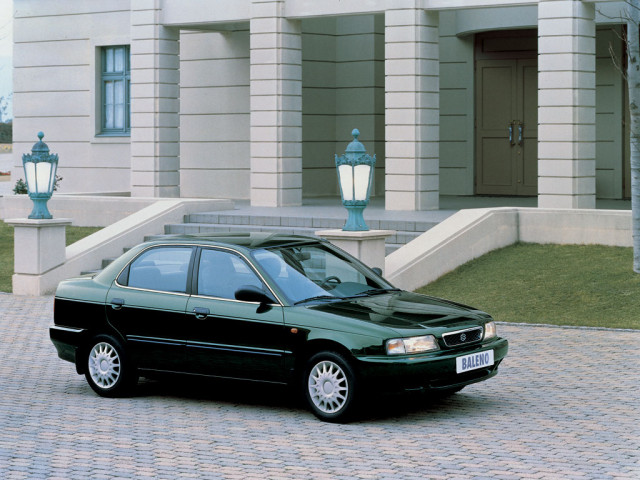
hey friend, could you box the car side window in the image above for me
[197,249,264,300]
[125,247,193,293]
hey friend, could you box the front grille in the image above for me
[442,326,483,347]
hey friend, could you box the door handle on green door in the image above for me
[110,298,124,310]
[518,123,524,145]
[508,123,514,145]
[193,307,210,320]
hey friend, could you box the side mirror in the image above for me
[372,267,383,276]
[235,285,276,304]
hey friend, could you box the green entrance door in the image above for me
[476,58,538,195]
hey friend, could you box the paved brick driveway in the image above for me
[1,293,638,479]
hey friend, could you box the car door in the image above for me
[106,245,195,372]
[185,247,286,382]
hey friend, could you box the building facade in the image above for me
[11,0,631,210]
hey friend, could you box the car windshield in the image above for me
[251,243,395,304]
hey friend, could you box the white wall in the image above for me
[301,15,385,198]
[179,29,251,199]
[595,26,624,199]
[11,2,628,201]
[438,10,475,196]
[13,0,132,195]
[301,17,337,197]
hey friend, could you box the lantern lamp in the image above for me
[22,132,58,219]
[335,129,376,231]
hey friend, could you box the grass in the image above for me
[0,221,100,293]
[416,243,640,330]
[2,222,639,329]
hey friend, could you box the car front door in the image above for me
[106,245,195,372]
[185,247,286,382]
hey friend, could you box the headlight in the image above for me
[386,335,439,355]
[484,321,497,340]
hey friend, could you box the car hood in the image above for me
[307,291,488,335]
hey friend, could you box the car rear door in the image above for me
[184,247,286,382]
[106,245,195,372]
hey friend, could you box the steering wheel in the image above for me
[320,276,342,289]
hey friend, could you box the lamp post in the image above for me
[22,132,58,219]
[335,128,376,231]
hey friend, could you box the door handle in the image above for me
[518,122,524,146]
[110,298,124,310]
[508,123,514,145]
[193,307,210,320]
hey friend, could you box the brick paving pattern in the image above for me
[1,293,638,479]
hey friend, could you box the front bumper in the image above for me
[355,337,509,393]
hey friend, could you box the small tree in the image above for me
[0,94,11,124]
[626,1,640,273]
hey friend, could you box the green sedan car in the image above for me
[50,233,508,422]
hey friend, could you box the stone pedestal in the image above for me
[6,218,72,295]
[315,229,395,274]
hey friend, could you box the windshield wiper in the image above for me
[351,288,402,297]
[293,295,340,305]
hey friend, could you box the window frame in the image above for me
[116,245,195,294]
[193,247,280,303]
[99,45,131,136]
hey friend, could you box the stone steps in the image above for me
[164,212,438,254]
[81,212,438,275]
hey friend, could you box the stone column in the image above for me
[7,218,72,295]
[130,0,180,198]
[250,0,303,206]
[385,2,439,211]
[315,229,395,274]
[538,0,596,209]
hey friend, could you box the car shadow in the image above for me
[354,390,505,423]
[135,374,303,411]
[131,375,503,423]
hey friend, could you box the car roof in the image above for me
[144,232,324,251]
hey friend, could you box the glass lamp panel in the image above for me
[24,162,36,193]
[353,164,371,201]
[338,164,354,201]
[35,162,52,194]
[47,162,58,193]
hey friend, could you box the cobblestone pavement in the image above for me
[1,293,638,480]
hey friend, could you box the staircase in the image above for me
[83,211,439,275]
[163,211,439,254]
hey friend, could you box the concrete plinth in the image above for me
[315,229,395,274]
[6,218,72,295]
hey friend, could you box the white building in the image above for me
[10,0,632,211]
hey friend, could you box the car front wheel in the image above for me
[85,335,137,398]
[304,351,356,422]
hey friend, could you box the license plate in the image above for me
[456,350,494,374]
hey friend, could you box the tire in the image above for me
[84,335,137,398]
[303,351,357,422]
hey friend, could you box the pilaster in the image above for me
[250,0,303,206]
[385,2,440,211]
[130,0,180,198]
[538,0,596,208]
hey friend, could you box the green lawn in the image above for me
[2,222,638,330]
[416,243,640,330]
[0,221,100,292]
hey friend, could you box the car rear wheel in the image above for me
[304,351,356,422]
[85,335,137,398]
